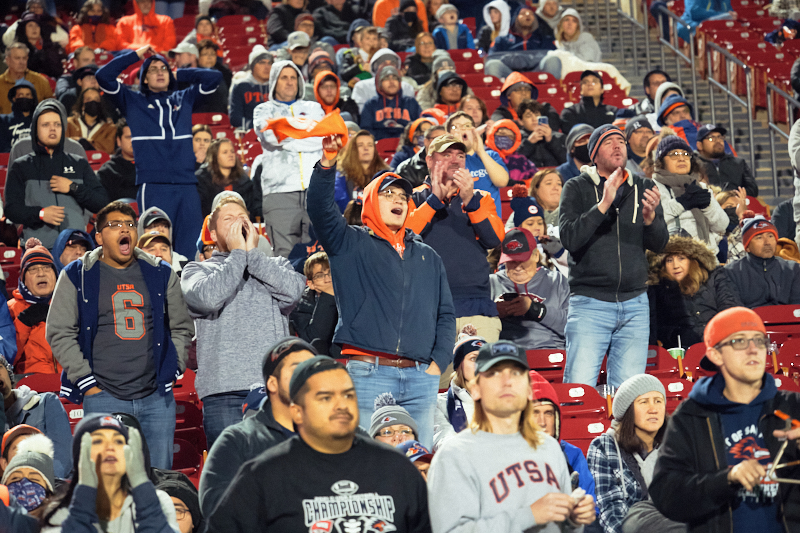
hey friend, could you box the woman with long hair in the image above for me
[196,138,261,219]
[588,375,680,533]
[404,32,436,85]
[391,117,435,169]
[458,95,487,127]
[647,236,741,347]
[192,125,212,170]
[477,0,510,53]
[555,8,601,62]
[40,414,179,532]
[335,130,389,212]
[14,12,64,79]
[66,87,116,154]
[68,0,118,53]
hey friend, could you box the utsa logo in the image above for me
[376,108,411,122]
[729,436,771,462]
[489,461,560,503]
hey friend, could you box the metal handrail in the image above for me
[705,41,756,177]
[616,0,651,75]
[653,5,699,113]
[766,83,800,196]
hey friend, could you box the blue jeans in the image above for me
[484,55,562,80]
[345,360,440,450]
[155,0,185,18]
[563,293,650,390]
[83,389,176,470]
[202,391,249,450]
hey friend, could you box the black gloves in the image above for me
[676,181,711,211]
[17,302,49,327]
[525,301,547,322]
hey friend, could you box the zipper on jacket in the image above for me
[615,207,622,302]
[707,417,734,532]
[395,245,406,355]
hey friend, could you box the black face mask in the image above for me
[572,144,590,163]
[83,100,102,117]
[12,98,36,114]
[723,206,738,231]
[404,11,417,23]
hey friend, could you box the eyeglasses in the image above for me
[312,270,332,282]
[703,134,725,142]
[419,40,435,46]
[379,190,409,203]
[666,150,691,159]
[26,265,52,275]
[147,65,169,74]
[173,507,191,521]
[716,336,768,351]
[104,220,136,230]
[580,78,600,86]
[450,123,474,131]
[378,428,414,438]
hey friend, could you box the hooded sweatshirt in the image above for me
[52,229,95,274]
[556,9,601,62]
[688,373,783,533]
[492,8,557,53]
[116,2,176,52]
[486,119,538,183]
[645,81,685,130]
[433,378,474,451]
[490,72,562,133]
[306,164,456,371]
[536,1,565,29]
[0,81,36,153]
[97,151,138,202]
[252,61,324,194]
[478,0,511,52]
[312,70,360,123]
[4,100,109,249]
[433,71,467,116]
[360,67,422,140]
[96,51,222,186]
[229,72,270,131]
[114,0,176,52]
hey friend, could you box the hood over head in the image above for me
[314,70,341,114]
[653,81,685,114]
[558,7,583,33]
[407,117,435,150]
[8,79,37,103]
[483,0,511,38]
[375,65,401,96]
[370,48,401,74]
[646,235,717,284]
[138,54,177,95]
[435,71,467,103]
[31,98,67,156]
[347,18,371,46]
[500,72,538,107]
[486,118,522,159]
[52,229,95,273]
[269,60,305,101]
[529,370,561,439]
[361,172,412,256]
[657,94,694,126]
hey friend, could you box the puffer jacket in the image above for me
[252,61,324,194]
[651,168,729,255]
[8,290,61,375]
[646,236,741,347]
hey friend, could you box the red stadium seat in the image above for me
[645,345,681,379]
[774,375,800,393]
[59,398,84,431]
[755,305,800,343]
[217,14,259,27]
[0,153,8,168]
[460,73,501,88]
[471,86,501,101]
[86,151,110,170]
[744,17,782,33]
[658,377,693,414]
[523,71,560,87]
[526,349,566,383]
[0,247,22,288]
[173,438,202,470]
[192,113,231,127]
[17,373,61,393]
[561,417,610,454]
[210,125,236,140]
[173,369,199,404]
[551,383,608,418]
[176,399,204,430]
[682,342,715,381]
[375,137,399,158]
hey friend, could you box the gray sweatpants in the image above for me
[262,190,311,258]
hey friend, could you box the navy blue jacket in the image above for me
[306,163,455,371]
[96,50,222,186]
[432,24,476,50]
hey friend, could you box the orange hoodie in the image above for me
[373,0,429,32]
[486,119,522,159]
[314,71,341,115]
[68,22,120,53]
[361,173,410,256]
[499,71,536,121]
[406,117,436,154]
[115,0,176,52]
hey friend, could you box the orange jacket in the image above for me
[373,0,429,32]
[115,0,176,53]
[8,291,61,375]
[67,23,120,53]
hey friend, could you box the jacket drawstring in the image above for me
[632,182,639,223]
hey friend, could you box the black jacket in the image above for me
[725,253,800,308]
[560,96,618,134]
[648,267,741,347]
[518,129,567,168]
[267,4,309,46]
[385,14,423,52]
[196,164,262,219]
[0,110,32,153]
[696,152,759,197]
[651,379,800,532]
[313,3,360,44]
[97,152,137,201]
[289,287,339,357]
[559,167,669,302]
[404,53,432,86]
[395,146,429,188]
[772,199,796,241]
[198,399,293,517]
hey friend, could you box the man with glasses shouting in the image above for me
[47,201,195,469]
[306,134,455,449]
[96,43,222,261]
[651,307,800,532]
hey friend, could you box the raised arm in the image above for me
[306,136,354,256]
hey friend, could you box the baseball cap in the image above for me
[141,209,170,229]
[428,133,466,155]
[1,425,41,459]
[397,440,433,463]
[697,123,727,143]
[624,115,653,140]
[475,340,529,374]
[137,231,171,249]
[702,307,767,371]
[377,172,414,197]
[262,337,318,380]
[289,356,345,402]
[169,42,199,58]
[66,230,91,248]
[287,31,311,50]
[72,64,99,82]
[498,227,536,266]
[580,70,603,83]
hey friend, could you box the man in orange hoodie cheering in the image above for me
[306,135,455,449]
[115,0,176,53]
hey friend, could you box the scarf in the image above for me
[652,168,709,241]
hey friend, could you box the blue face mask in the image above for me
[494,135,515,151]
[7,477,47,512]
[88,15,103,24]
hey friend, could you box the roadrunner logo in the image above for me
[303,480,396,532]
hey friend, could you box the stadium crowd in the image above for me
[0,0,800,530]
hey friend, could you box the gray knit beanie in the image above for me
[2,433,56,492]
[612,374,666,420]
[369,393,419,438]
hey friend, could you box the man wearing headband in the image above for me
[205,356,431,532]
[560,124,668,390]
[198,338,316,518]
[651,307,800,532]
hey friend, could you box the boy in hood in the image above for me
[46,201,195,469]
[252,60,324,258]
[560,70,618,134]
[313,70,360,123]
[4,99,109,250]
[51,229,94,274]
[650,307,800,532]
[491,72,562,131]
[115,0,176,53]
[306,135,456,449]
[350,48,417,111]
[617,68,671,118]
[96,118,138,202]
[434,71,468,116]
[228,45,273,131]
[96,44,222,261]
[0,80,37,153]
[360,65,422,140]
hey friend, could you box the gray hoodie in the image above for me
[556,9,602,62]
[180,249,305,399]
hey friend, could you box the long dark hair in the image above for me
[73,87,108,122]
[207,138,246,186]
[76,0,112,25]
[616,404,669,455]
[15,15,52,47]
[41,472,131,527]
